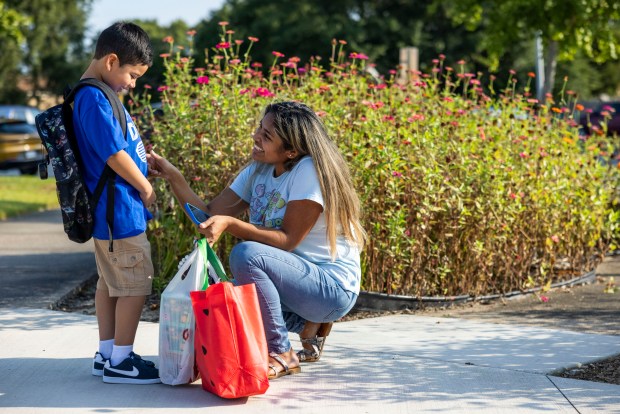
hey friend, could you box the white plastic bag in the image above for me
[159,238,226,385]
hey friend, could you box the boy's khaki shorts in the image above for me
[94,233,154,297]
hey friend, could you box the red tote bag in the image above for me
[190,282,269,398]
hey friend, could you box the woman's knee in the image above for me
[229,241,264,282]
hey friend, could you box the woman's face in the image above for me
[252,112,296,176]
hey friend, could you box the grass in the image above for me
[0,176,58,220]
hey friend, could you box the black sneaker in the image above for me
[92,352,108,377]
[102,352,161,384]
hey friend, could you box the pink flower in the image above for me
[551,235,560,243]
[272,51,285,58]
[248,36,259,42]
[218,21,229,26]
[196,76,209,85]
[162,36,174,44]
[539,295,549,303]
[229,59,241,65]
[144,84,152,89]
[186,30,196,36]
[159,53,171,58]
[157,86,169,92]
[216,42,230,49]
[255,87,275,97]
[349,52,369,60]
[392,171,403,177]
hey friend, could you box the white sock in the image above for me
[98,339,114,360]
[110,344,133,366]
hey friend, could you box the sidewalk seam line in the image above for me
[546,375,582,414]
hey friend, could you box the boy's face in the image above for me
[103,54,148,93]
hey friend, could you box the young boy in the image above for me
[73,22,159,384]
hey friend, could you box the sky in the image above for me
[87,0,225,36]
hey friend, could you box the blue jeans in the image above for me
[229,241,358,354]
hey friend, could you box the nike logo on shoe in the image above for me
[106,366,140,377]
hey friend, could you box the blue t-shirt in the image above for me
[72,86,152,240]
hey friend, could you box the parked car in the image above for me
[579,101,620,136]
[0,105,41,125]
[0,119,46,175]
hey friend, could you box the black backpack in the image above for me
[35,78,126,251]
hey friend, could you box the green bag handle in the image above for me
[197,238,228,290]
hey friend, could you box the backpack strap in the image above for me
[63,78,128,252]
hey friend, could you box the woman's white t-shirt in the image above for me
[229,157,361,294]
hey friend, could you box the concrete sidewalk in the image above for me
[1,307,619,413]
[1,210,620,413]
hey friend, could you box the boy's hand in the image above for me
[141,185,156,208]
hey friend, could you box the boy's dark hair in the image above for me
[94,22,153,67]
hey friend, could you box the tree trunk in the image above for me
[542,40,558,101]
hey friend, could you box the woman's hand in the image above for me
[147,150,180,181]
[198,215,233,246]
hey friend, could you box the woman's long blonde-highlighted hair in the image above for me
[264,101,366,257]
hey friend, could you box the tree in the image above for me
[442,0,620,99]
[0,2,29,102]
[131,19,192,95]
[2,0,92,105]
[194,0,486,75]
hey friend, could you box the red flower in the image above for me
[216,42,231,49]
[196,76,209,85]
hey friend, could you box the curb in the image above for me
[353,270,596,312]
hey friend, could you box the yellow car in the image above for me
[0,119,46,175]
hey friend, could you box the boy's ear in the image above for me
[104,53,119,71]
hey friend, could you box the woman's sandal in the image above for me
[297,321,333,363]
[268,352,302,380]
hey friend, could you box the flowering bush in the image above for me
[133,25,620,296]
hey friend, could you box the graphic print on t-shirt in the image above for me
[249,183,286,228]
[128,119,147,162]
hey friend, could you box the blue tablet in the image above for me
[184,202,210,226]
